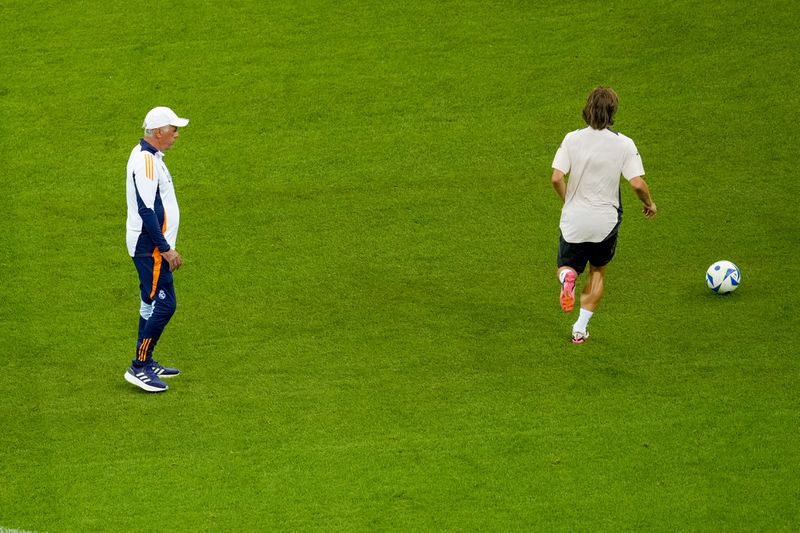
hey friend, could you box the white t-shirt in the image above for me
[552,127,644,243]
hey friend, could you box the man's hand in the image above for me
[162,249,183,272]
[629,176,657,220]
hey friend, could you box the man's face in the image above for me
[155,126,180,151]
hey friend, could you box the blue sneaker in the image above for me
[124,365,168,392]
[150,360,180,378]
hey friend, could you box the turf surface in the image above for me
[1,0,798,530]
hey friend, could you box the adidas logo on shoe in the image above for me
[124,366,168,392]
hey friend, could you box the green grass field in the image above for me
[1,0,799,530]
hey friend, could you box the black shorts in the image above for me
[557,229,618,274]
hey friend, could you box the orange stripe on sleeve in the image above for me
[144,153,154,180]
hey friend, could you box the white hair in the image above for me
[144,125,173,136]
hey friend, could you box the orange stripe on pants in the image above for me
[150,249,162,299]
[138,338,151,362]
[150,211,167,299]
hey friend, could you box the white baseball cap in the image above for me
[142,106,189,129]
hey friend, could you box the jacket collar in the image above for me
[139,139,162,156]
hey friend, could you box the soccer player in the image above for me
[551,87,657,344]
[124,107,189,392]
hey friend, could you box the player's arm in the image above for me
[551,136,570,203]
[551,169,567,203]
[629,176,657,219]
[132,154,171,253]
[133,173,183,270]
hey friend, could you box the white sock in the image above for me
[558,268,569,284]
[573,308,593,333]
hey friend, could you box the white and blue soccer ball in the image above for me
[706,260,741,294]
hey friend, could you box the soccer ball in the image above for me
[706,260,741,294]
